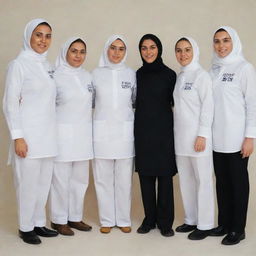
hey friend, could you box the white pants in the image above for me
[176,156,214,230]
[50,160,89,224]
[93,158,133,227]
[13,156,54,232]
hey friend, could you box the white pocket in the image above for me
[93,120,106,142]
[123,121,134,141]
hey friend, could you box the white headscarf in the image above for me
[55,37,86,73]
[212,26,244,68]
[177,36,201,72]
[99,35,127,70]
[20,18,51,62]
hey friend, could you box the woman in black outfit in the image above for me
[134,34,177,237]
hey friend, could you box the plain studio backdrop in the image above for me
[0,1,256,255]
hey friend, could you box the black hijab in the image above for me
[138,34,166,72]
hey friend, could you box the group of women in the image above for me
[3,18,256,247]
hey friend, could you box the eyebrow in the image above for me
[214,37,231,40]
[110,44,125,48]
[141,44,157,47]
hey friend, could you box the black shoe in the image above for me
[209,226,228,237]
[137,224,155,234]
[175,224,197,233]
[19,230,41,245]
[34,226,59,237]
[160,228,174,237]
[188,229,210,240]
[221,232,245,245]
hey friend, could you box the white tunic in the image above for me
[210,60,256,152]
[54,66,93,161]
[92,67,136,159]
[174,68,213,157]
[3,51,57,159]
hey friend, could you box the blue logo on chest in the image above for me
[121,81,131,89]
[183,82,193,90]
[222,73,235,82]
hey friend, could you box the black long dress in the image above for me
[134,65,177,176]
[134,34,177,231]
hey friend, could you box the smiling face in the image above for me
[175,40,193,66]
[30,24,52,54]
[213,30,233,58]
[107,39,126,64]
[66,41,86,67]
[140,39,158,63]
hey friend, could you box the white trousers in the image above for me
[93,158,133,227]
[13,156,54,232]
[176,156,215,230]
[50,160,89,224]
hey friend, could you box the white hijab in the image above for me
[99,34,127,70]
[212,26,245,68]
[20,18,51,62]
[55,37,86,74]
[177,36,201,72]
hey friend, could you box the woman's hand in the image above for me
[241,138,254,158]
[194,136,206,152]
[15,138,28,158]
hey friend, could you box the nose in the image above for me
[41,36,46,43]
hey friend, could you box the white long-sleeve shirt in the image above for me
[54,67,93,162]
[3,52,57,159]
[174,68,214,157]
[210,60,256,152]
[92,66,136,159]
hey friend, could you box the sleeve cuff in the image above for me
[198,126,211,138]
[11,129,24,140]
[245,126,256,138]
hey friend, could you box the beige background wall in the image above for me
[0,0,256,255]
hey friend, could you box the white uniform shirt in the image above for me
[174,68,213,157]
[54,37,93,162]
[210,26,256,153]
[92,66,136,159]
[54,68,93,161]
[3,52,57,159]
[210,60,256,152]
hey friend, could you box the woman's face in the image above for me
[30,24,52,54]
[140,39,158,63]
[107,39,126,64]
[213,30,233,58]
[175,40,193,66]
[66,42,86,67]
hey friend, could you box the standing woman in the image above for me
[173,37,215,240]
[50,37,93,236]
[134,34,177,237]
[92,35,136,234]
[209,26,256,245]
[3,18,58,244]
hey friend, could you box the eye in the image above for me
[150,46,156,50]
[223,38,231,43]
[110,45,115,50]
[175,49,181,53]
[141,46,147,51]
[119,47,125,52]
[81,50,86,54]
[46,34,52,39]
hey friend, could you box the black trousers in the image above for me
[213,151,249,233]
[138,175,174,229]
